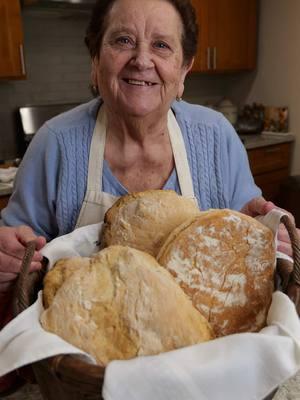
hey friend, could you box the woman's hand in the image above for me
[240,196,275,217]
[240,196,300,257]
[0,226,46,293]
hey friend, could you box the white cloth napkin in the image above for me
[103,292,300,400]
[0,167,18,184]
[0,292,95,376]
[41,222,102,269]
[0,209,299,400]
[0,223,101,377]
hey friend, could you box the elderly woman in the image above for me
[0,0,297,330]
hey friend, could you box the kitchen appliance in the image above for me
[18,103,79,155]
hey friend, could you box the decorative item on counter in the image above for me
[235,103,265,135]
[264,106,289,133]
[216,98,238,126]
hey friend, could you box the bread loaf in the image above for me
[101,190,200,257]
[40,246,213,365]
[157,209,276,337]
[43,257,90,308]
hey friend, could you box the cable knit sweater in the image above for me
[2,98,260,241]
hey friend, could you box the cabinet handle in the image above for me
[207,47,211,70]
[19,44,26,75]
[213,47,217,69]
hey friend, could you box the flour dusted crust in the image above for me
[101,190,200,257]
[40,246,213,365]
[157,209,276,337]
[43,257,90,308]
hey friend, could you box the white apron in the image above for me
[75,106,198,228]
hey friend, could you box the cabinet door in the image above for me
[190,0,210,72]
[0,0,26,79]
[247,143,292,202]
[213,0,257,71]
[191,0,257,72]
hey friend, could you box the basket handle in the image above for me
[12,240,46,317]
[279,215,300,312]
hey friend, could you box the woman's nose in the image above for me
[130,45,154,69]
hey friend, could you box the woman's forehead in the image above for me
[104,0,183,37]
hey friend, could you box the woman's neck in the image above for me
[104,105,169,146]
[103,104,175,192]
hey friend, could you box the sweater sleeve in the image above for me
[219,116,262,211]
[1,124,61,241]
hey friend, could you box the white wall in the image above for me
[239,0,300,175]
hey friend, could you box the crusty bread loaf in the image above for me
[43,257,90,308]
[101,190,200,257]
[157,209,276,337]
[40,246,213,365]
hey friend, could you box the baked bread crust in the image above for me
[40,246,213,365]
[157,209,276,337]
[101,190,200,257]
[43,257,90,308]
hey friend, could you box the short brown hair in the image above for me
[85,0,198,65]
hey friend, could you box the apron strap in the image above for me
[86,106,107,192]
[167,110,196,200]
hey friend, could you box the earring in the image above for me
[176,96,182,102]
[90,84,99,97]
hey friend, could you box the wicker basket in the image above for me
[11,215,300,400]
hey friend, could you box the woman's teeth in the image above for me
[126,79,153,86]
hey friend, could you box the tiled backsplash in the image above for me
[0,8,92,161]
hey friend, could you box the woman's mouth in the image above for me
[123,79,156,87]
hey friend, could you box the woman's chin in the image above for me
[119,102,162,119]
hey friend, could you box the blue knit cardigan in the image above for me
[2,99,260,240]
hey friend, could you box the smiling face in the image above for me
[92,0,193,119]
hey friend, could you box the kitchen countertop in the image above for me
[239,132,295,150]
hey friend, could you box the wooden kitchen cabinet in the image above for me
[0,0,26,79]
[247,142,292,202]
[191,0,257,72]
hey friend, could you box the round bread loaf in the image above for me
[43,257,90,308]
[101,190,200,257]
[40,246,213,365]
[157,209,276,337]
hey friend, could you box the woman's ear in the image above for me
[91,58,99,96]
[91,57,98,87]
[177,58,194,99]
[185,57,195,74]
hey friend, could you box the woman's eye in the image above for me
[154,41,170,50]
[116,37,134,47]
